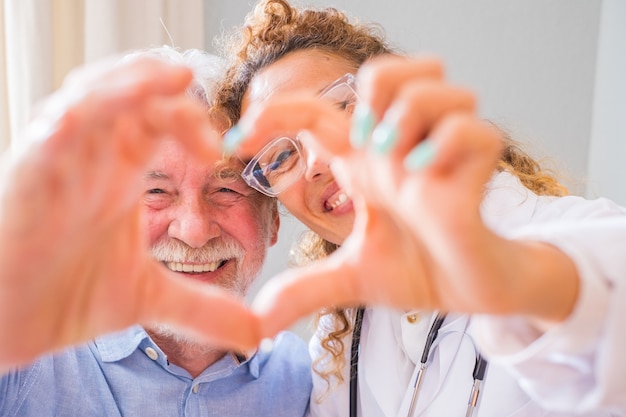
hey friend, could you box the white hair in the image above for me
[122,45,226,107]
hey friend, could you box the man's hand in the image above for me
[0,57,259,370]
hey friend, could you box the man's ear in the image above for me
[269,206,280,246]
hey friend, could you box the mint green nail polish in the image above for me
[404,139,437,171]
[222,124,247,155]
[350,104,376,148]
[371,121,399,155]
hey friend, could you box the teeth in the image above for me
[165,261,222,273]
[330,192,348,209]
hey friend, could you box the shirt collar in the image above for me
[94,325,262,379]
[95,325,148,362]
[239,349,260,379]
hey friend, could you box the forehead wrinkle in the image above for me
[145,171,170,180]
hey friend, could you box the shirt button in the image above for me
[145,347,159,361]
[406,313,420,324]
[192,385,199,394]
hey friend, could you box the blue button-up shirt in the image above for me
[0,326,311,416]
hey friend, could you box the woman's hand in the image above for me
[0,57,259,370]
[235,56,577,337]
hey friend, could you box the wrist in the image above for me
[505,239,580,323]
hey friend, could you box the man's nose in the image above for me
[167,196,221,248]
[302,147,330,182]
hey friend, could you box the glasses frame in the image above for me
[241,136,305,197]
[241,73,358,197]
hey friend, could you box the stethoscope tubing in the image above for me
[349,307,365,417]
[349,310,488,417]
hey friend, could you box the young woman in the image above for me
[216,0,626,415]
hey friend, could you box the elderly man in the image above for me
[0,47,311,416]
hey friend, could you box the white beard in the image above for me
[146,323,220,357]
[147,234,267,353]
[150,234,266,298]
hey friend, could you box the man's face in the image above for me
[141,137,279,298]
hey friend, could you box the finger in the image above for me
[141,96,222,162]
[371,83,476,156]
[63,57,194,99]
[421,114,502,181]
[140,262,261,351]
[356,55,445,110]
[225,95,352,159]
[31,59,195,150]
[33,95,219,206]
[252,254,360,338]
[350,56,444,147]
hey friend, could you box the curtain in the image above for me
[0,0,204,154]
[0,2,9,151]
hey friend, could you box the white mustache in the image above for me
[151,237,245,264]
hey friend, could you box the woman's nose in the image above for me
[303,148,330,181]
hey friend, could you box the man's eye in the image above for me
[218,187,238,194]
[148,188,166,194]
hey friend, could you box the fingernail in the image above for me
[371,121,399,155]
[350,104,376,148]
[222,124,247,155]
[404,139,437,171]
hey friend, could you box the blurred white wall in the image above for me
[587,0,626,203]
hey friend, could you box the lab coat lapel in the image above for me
[360,308,416,417]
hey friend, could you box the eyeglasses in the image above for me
[241,73,358,197]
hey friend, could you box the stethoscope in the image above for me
[349,308,489,417]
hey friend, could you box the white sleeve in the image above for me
[473,213,626,413]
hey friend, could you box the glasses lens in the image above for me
[241,74,358,196]
[319,74,358,115]
[242,137,305,196]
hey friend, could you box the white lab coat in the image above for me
[309,171,626,417]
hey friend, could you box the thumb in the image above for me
[140,262,261,351]
[252,252,360,338]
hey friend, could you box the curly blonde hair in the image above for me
[214,0,395,128]
[215,0,569,394]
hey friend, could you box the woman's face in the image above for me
[241,50,357,245]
